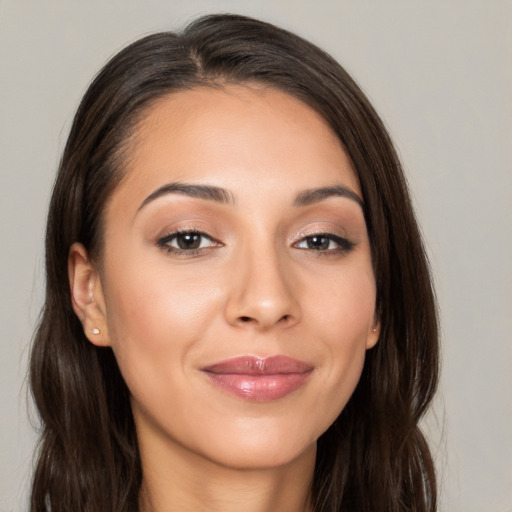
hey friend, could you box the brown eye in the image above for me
[295,233,355,253]
[306,236,331,251]
[175,233,202,250]
[157,231,218,254]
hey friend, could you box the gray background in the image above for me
[1,1,511,510]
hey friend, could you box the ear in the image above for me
[366,315,381,350]
[68,242,111,347]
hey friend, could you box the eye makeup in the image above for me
[156,228,222,257]
[155,225,356,261]
[145,194,365,261]
[293,232,355,255]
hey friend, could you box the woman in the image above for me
[30,13,439,512]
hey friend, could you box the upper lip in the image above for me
[202,355,314,375]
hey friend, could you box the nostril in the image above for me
[236,313,294,327]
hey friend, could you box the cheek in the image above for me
[306,263,376,418]
[101,255,224,389]
[105,253,219,334]
[311,258,376,344]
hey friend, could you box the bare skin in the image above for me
[69,84,379,512]
[138,438,315,512]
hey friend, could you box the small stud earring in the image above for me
[372,327,377,333]
[91,328,100,335]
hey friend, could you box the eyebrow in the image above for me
[138,183,235,211]
[293,186,364,209]
[138,182,364,211]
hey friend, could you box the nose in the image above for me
[224,245,301,331]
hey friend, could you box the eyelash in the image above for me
[156,229,220,256]
[156,230,355,257]
[293,233,355,256]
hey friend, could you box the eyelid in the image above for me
[291,227,356,255]
[156,227,223,256]
[157,226,212,241]
[158,231,213,246]
[292,223,348,243]
[156,223,218,241]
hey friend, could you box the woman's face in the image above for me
[87,84,379,470]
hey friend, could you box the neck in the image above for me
[138,437,316,512]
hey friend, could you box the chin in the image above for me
[192,416,321,471]
[208,438,317,471]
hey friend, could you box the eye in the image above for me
[295,233,354,253]
[156,230,219,254]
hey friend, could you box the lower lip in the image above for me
[203,372,312,401]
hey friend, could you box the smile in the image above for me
[201,356,314,402]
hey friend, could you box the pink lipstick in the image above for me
[201,356,313,401]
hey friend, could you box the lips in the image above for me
[201,356,313,401]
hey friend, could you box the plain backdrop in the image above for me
[1,1,511,511]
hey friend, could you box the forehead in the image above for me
[111,84,360,210]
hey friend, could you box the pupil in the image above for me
[178,233,201,250]
[308,236,329,250]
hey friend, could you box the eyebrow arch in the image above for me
[138,182,235,211]
[293,186,364,209]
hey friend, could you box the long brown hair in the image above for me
[30,14,439,512]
